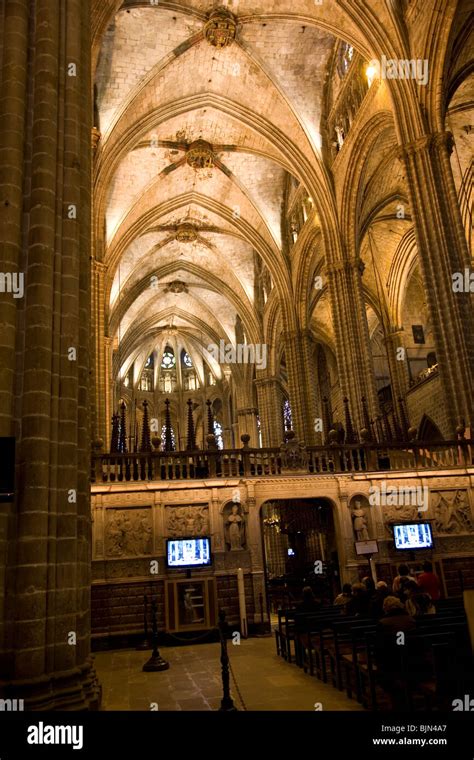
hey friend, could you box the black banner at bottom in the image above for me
[0,711,473,758]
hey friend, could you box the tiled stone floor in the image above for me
[94,636,362,711]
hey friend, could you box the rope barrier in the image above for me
[228,657,247,711]
[165,628,217,644]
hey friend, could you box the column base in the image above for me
[0,657,102,711]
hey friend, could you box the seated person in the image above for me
[333,583,352,609]
[392,563,416,597]
[346,582,370,617]
[417,561,441,601]
[370,580,389,619]
[296,586,322,613]
[375,596,417,709]
[404,580,436,617]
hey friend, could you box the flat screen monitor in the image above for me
[166,537,211,568]
[393,522,433,551]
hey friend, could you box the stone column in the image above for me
[383,328,410,423]
[300,329,319,444]
[326,259,379,429]
[103,336,113,450]
[399,133,474,434]
[0,0,29,676]
[0,0,99,709]
[255,376,284,447]
[281,329,319,445]
[91,259,108,444]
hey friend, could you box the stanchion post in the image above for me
[218,609,237,711]
[136,594,152,650]
[142,598,170,672]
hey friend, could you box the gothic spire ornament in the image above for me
[186,399,197,451]
[118,401,128,453]
[140,399,152,453]
[163,398,174,452]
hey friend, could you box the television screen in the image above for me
[166,537,211,568]
[393,522,433,551]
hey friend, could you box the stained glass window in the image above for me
[283,399,292,432]
[213,420,224,450]
[340,43,354,76]
[161,348,175,369]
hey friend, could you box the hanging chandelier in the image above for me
[263,506,281,532]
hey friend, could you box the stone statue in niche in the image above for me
[166,505,209,537]
[224,503,246,551]
[350,497,370,541]
[432,490,473,535]
[105,508,152,557]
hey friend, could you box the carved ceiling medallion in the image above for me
[204,8,237,49]
[164,280,189,294]
[186,140,215,170]
[175,223,198,243]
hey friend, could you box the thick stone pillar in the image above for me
[399,133,474,434]
[383,328,410,423]
[255,376,284,447]
[300,329,319,444]
[281,329,319,445]
[91,259,108,444]
[326,259,379,429]
[0,0,29,675]
[0,0,99,709]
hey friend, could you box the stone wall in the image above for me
[406,373,450,438]
[91,469,474,639]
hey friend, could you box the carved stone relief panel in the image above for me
[382,503,419,535]
[105,507,152,557]
[431,490,473,535]
[379,488,474,541]
[165,505,209,537]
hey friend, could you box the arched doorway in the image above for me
[418,414,444,442]
[260,498,340,609]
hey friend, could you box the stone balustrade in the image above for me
[91,438,474,484]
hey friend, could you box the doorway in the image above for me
[260,498,340,609]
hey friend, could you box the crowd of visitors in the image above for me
[328,561,441,708]
[331,561,441,620]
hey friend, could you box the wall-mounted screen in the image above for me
[393,522,433,551]
[166,537,211,568]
